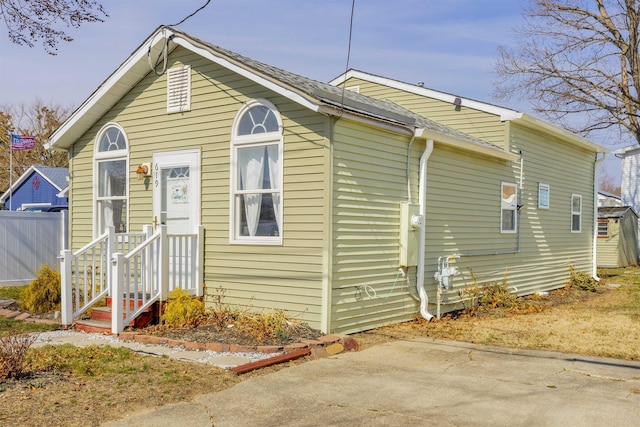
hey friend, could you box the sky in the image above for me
[0,0,622,185]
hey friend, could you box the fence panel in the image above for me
[0,210,67,285]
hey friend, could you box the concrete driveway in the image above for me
[104,338,640,426]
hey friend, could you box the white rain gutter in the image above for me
[417,139,434,320]
[593,153,606,280]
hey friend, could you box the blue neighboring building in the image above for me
[0,165,69,210]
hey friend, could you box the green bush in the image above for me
[20,264,61,314]
[161,289,205,327]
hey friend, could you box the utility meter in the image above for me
[411,214,424,229]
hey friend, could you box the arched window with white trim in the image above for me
[230,99,283,244]
[94,123,129,235]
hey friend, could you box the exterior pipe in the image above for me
[406,136,416,203]
[593,153,606,280]
[417,139,434,321]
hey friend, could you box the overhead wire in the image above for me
[338,0,356,116]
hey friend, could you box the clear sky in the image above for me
[0,0,621,185]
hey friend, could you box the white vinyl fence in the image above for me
[0,210,68,286]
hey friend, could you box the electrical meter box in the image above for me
[399,202,421,267]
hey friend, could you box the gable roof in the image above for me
[331,70,607,154]
[46,26,518,162]
[598,206,638,219]
[0,165,69,203]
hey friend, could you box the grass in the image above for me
[0,285,26,301]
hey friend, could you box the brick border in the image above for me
[117,332,359,355]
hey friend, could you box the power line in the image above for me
[339,0,356,113]
[169,0,212,27]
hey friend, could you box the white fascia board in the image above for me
[613,144,640,157]
[414,128,520,162]
[330,70,521,121]
[46,30,170,151]
[171,36,321,114]
[510,113,608,154]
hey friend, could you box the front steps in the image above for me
[74,297,158,334]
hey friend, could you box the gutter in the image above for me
[417,139,434,321]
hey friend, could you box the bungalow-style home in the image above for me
[597,206,639,268]
[0,165,68,211]
[47,26,606,334]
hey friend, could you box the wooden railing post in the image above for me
[196,225,204,297]
[111,252,124,334]
[159,225,169,301]
[106,226,116,297]
[60,249,73,328]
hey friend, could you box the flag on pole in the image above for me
[10,133,36,150]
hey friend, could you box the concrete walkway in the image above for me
[102,338,640,427]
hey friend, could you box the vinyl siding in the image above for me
[68,47,328,329]
[330,120,419,333]
[329,117,598,333]
[343,77,508,149]
[427,122,596,310]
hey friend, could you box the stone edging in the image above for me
[117,331,359,356]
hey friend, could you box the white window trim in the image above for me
[538,183,550,209]
[229,99,284,245]
[571,194,582,233]
[93,122,129,237]
[167,65,191,114]
[500,182,518,234]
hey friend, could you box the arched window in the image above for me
[230,99,283,244]
[94,123,128,235]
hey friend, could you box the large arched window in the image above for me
[230,99,283,244]
[94,123,129,235]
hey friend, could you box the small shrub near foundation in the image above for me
[20,264,61,314]
[0,332,37,380]
[567,264,598,292]
[161,289,205,327]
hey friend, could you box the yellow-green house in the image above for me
[47,27,607,334]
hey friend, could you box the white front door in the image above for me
[153,149,200,234]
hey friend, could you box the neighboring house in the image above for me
[46,26,606,334]
[615,144,640,251]
[598,190,622,207]
[0,165,69,211]
[597,206,639,268]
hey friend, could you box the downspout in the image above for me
[417,139,434,320]
[593,152,606,280]
[406,136,416,203]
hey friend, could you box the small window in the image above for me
[501,182,518,233]
[538,183,550,209]
[571,194,582,232]
[167,65,191,113]
[597,220,609,238]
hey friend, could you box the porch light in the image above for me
[136,163,151,180]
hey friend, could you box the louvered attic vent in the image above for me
[167,65,191,113]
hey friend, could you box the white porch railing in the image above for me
[60,225,203,334]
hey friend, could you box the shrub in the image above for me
[0,332,37,380]
[20,264,61,314]
[161,289,205,327]
[567,264,598,292]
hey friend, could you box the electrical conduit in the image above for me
[417,140,434,320]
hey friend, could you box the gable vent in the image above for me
[167,65,191,113]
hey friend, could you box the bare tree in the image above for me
[495,0,640,144]
[0,101,70,194]
[0,0,107,55]
[600,167,622,195]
